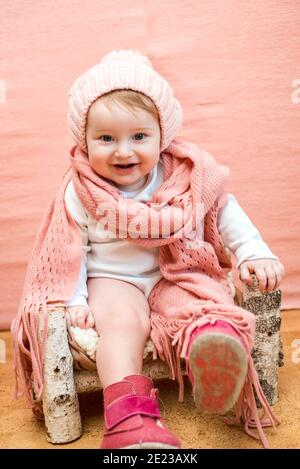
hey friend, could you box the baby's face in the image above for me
[86,98,161,187]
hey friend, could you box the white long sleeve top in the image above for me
[64,158,278,307]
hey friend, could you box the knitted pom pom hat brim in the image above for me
[67,50,183,153]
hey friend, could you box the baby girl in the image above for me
[13,50,285,449]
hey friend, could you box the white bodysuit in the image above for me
[64,157,278,307]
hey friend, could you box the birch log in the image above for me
[241,274,283,406]
[38,305,82,443]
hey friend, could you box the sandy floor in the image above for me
[0,310,299,449]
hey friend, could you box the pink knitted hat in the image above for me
[68,49,183,152]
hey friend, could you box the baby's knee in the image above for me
[113,306,150,336]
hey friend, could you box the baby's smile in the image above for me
[85,98,161,188]
[112,162,139,173]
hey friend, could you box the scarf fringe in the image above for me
[226,359,280,449]
[150,310,279,449]
[11,300,48,407]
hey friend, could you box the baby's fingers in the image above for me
[253,268,267,291]
[65,307,91,329]
[239,263,252,286]
[66,310,78,328]
[265,266,277,291]
[85,310,95,329]
[240,263,267,291]
[273,263,285,290]
[76,309,87,328]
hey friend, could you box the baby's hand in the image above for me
[65,305,95,329]
[239,259,285,292]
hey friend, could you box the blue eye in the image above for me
[99,135,113,142]
[134,133,146,140]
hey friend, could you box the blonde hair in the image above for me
[98,89,160,125]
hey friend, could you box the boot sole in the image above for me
[189,332,248,414]
[122,443,180,449]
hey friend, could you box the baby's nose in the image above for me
[117,140,133,156]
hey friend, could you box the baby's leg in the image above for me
[87,278,151,389]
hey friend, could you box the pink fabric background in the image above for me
[1,1,299,329]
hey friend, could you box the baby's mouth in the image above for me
[114,163,137,168]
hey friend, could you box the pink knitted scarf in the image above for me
[11,138,278,448]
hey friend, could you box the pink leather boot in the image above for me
[100,374,181,449]
[186,320,248,414]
